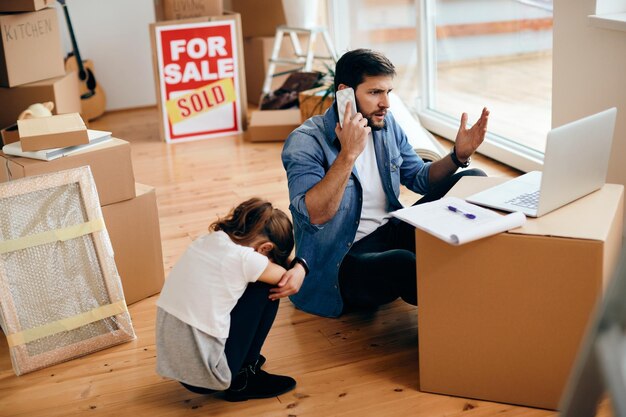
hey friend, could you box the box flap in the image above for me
[448,176,624,241]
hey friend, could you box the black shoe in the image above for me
[224,364,296,402]
[255,354,266,370]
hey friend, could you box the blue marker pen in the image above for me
[447,205,476,220]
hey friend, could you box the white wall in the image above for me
[55,0,157,110]
[552,0,626,235]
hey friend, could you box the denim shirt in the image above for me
[281,103,432,317]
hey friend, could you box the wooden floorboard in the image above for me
[0,107,611,416]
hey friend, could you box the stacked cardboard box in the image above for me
[154,0,222,21]
[229,0,307,141]
[0,3,81,145]
[243,36,292,106]
[0,3,165,306]
[102,183,165,305]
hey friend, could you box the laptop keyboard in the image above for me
[505,190,540,209]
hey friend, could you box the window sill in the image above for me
[588,13,626,32]
[417,108,544,173]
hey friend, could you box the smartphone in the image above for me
[336,87,357,128]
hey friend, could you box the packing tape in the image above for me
[6,300,128,347]
[0,218,105,254]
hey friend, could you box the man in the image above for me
[280,49,489,318]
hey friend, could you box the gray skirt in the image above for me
[155,307,231,390]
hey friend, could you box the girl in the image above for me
[156,198,308,402]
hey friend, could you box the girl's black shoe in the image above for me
[224,363,296,402]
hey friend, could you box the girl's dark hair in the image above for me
[210,198,294,268]
[334,48,396,92]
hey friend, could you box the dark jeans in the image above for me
[181,281,279,394]
[338,168,486,311]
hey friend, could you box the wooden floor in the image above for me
[0,107,610,416]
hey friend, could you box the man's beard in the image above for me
[365,115,386,131]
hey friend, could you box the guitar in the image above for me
[57,0,106,121]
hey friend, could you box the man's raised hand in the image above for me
[454,107,490,161]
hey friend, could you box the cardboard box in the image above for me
[1,124,20,146]
[154,0,223,21]
[102,183,165,305]
[246,109,301,142]
[0,71,81,130]
[243,36,293,105]
[415,177,624,410]
[0,8,65,87]
[0,138,136,206]
[17,113,88,151]
[0,0,53,12]
[230,0,286,37]
[299,86,334,122]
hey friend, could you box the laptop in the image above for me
[467,108,617,217]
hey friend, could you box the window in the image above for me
[418,0,553,171]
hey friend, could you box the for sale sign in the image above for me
[153,19,242,143]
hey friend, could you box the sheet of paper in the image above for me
[392,196,526,245]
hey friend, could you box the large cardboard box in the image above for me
[230,0,286,37]
[246,109,301,142]
[0,0,53,12]
[243,36,294,105]
[18,113,88,151]
[102,183,165,305]
[0,8,65,87]
[415,177,624,410]
[0,71,81,130]
[0,138,136,206]
[154,0,223,21]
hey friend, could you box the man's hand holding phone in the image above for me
[335,87,370,161]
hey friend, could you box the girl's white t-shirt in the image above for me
[156,231,269,339]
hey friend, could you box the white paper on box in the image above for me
[392,196,526,245]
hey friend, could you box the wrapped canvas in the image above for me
[0,166,135,375]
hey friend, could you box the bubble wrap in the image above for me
[0,166,136,375]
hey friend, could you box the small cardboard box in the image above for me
[246,109,301,142]
[230,0,286,37]
[102,183,165,305]
[1,124,20,146]
[0,8,65,87]
[0,71,81,129]
[18,113,88,152]
[299,86,334,122]
[415,177,624,410]
[0,0,53,12]
[243,36,293,105]
[154,0,223,21]
[0,138,136,206]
